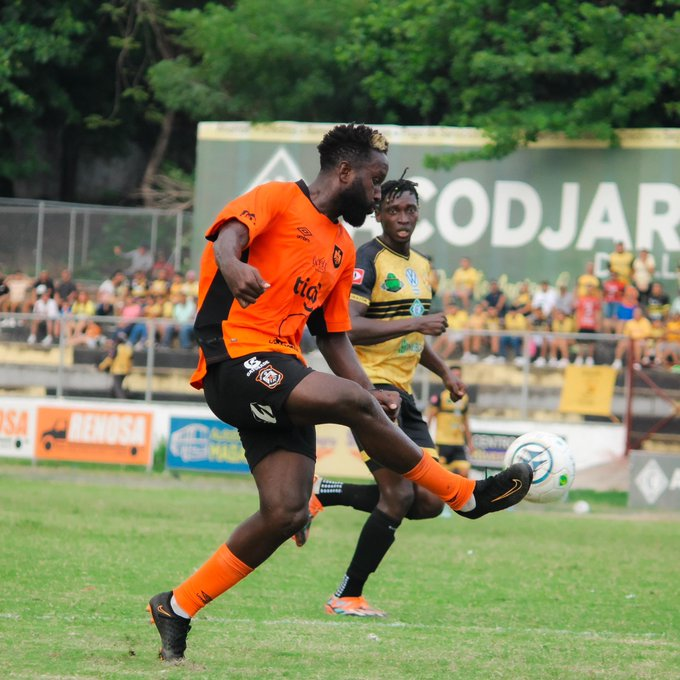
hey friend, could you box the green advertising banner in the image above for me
[193,122,680,293]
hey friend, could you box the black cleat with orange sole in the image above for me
[147,591,191,662]
[456,463,533,519]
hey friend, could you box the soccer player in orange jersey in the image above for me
[147,124,532,662]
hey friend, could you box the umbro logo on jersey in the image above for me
[256,366,284,389]
[250,402,277,424]
[297,227,313,241]
[353,268,365,285]
[240,209,256,224]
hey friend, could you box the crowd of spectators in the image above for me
[1,241,679,373]
[431,243,680,372]
[0,246,198,352]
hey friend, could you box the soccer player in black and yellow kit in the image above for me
[315,177,474,616]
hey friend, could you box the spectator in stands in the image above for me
[55,269,77,306]
[656,310,680,368]
[511,281,533,317]
[145,293,174,346]
[117,294,143,337]
[641,317,666,368]
[612,306,652,370]
[31,270,55,303]
[531,280,558,319]
[609,241,634,284]
[574,282,602,365]
[27,284,60,345]
[461,303,487,362]
[616,285,639,334]
[98,270,129,304]
[555,284,575,316]
[483,279,507,318]
[449,256,482,310]
[3,270,33,316]
[150,250,175,280]
[0,272,9,313]
[529,307,551,367]
[114,243,153,276]
[671,287,680,317]
[149,268,171,296]
[182,270,199,298]
[66,289,96,340]
[576,261,601,298]
[632,248,655,305]
[98,331,134,399]
[601,268,625,333]
[161,293,196,350]
[169,272,185,297]
[501,306,528,364]
[69,319,104,348]
[431,301,468,360]
[481,306,502,363]
[129,270,149,298]
[646,282,670,321]
[548,308,575,367]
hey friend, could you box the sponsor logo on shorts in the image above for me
[352,268,365,285]
[243,356,270,376]
[256,366,284,389]
[250,403,277,424]
[333,245,343,268]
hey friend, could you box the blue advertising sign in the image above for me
[167,416,248,473]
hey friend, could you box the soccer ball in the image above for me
[503,431,575,504]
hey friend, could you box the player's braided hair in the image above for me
[379,170,419,208]
[317,123,388,171]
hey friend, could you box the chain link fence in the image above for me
[0,198,192,282]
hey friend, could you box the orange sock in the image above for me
[403,453,476,510]
[173,544,253,617]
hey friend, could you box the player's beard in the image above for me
[338,177,373,227]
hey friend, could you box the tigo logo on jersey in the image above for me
[256,366,284,389]
[352,268,365,285]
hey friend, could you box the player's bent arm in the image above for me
[348,300,447,345]
[420,343,466,400]
[316,331,374,390]
[213,220,269,308]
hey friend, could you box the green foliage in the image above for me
[149,0,370,122]
[341,0,680,167]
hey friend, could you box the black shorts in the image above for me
[203,352,315,470]
[577,328,597,344]
[437,445,468,463]
[354,385,436,472]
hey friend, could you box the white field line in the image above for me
[1,612,678,649]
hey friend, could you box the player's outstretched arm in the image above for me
[419,343,466,401]
[213,220,270,308]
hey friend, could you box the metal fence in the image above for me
[0,198,192,281]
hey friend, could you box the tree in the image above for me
[340,0,680,167]
[148,0,372,123]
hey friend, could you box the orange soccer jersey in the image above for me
[190,181,356,389]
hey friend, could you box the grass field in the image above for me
[1,463,679,679]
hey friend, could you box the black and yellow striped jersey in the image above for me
[350,237,432,393]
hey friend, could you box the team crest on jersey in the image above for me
[353,268,365,285]
[405,268,419,291]
[256,366,284,389]
[410,298,425,316]
[333,245,343,268]
[381,273,403,293]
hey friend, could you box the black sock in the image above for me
[317,479,380,513]
[335,509,401,598]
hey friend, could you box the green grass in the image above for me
[1,466,679,679]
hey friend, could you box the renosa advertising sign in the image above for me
[35,406,153,466]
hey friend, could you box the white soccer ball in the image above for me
[503,431,575,504]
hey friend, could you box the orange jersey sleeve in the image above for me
[190,181,356,389]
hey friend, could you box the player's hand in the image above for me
[222,261,270,308]
[417,312,448,336]
[370,388,401,420]
[443,371,466,401]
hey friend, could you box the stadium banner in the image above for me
[166,416,248,473]
[194,122,680,287]
[35,406,153,466]
[0,403,34,459]
[315,423,371,479]
[629,451,680,510]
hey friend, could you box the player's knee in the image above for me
[334,385,382,426]
[406,494,444,520]
[261,501,309,539]
[378,484,414,519]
